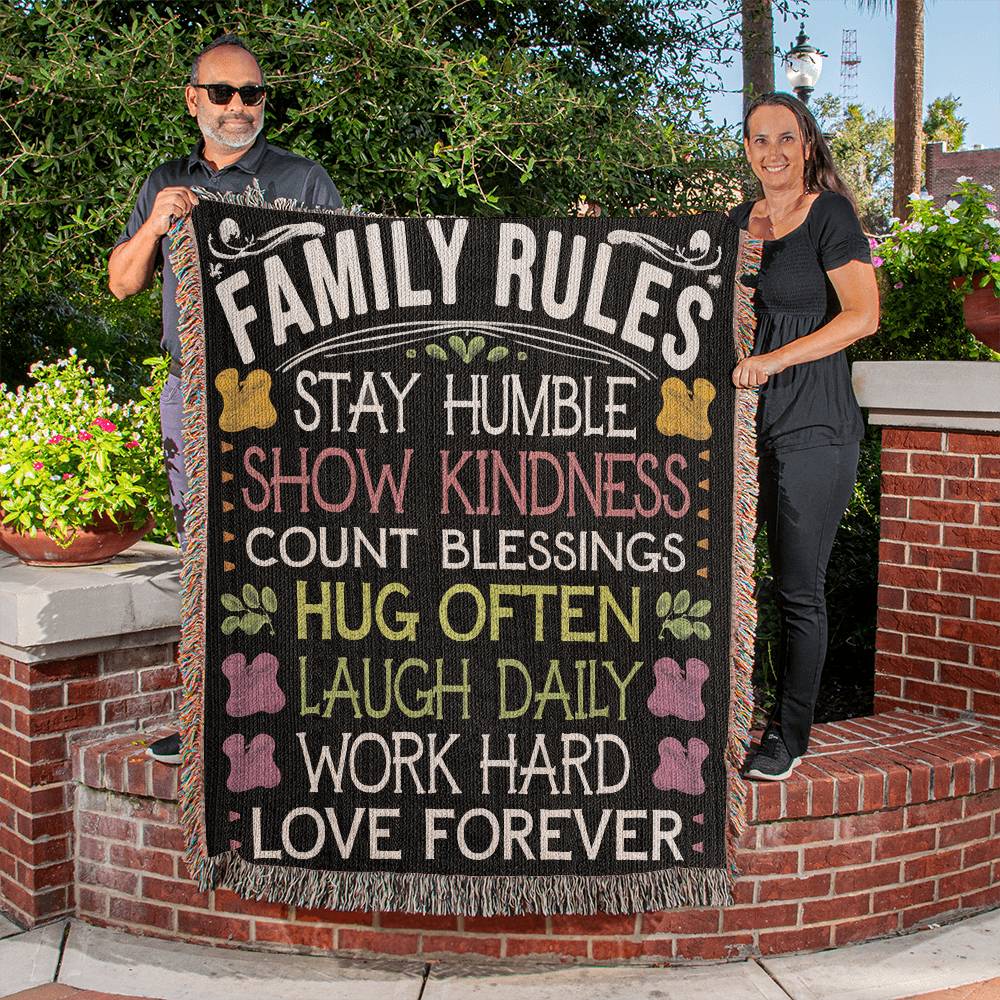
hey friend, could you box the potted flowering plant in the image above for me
[0,352,171,565]
[874,179,1000,351]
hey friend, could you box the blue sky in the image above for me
[706,0,1000,148]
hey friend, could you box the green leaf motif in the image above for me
[466,335,486,361]
[425,343,448,361]
[221,615,240,635]
[691,620,711,640]
[688,599,711,618]
[448,334,468,361]
[655,591,672,617]
[673,589,691,615]
[261,587,278,613]
[220,593,243,613]
[486,346,509,363]
[668,618,693,640]
[242,583,260,609]
[241,612,267,635]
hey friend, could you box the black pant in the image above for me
[757,441,860,757]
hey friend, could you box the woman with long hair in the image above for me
[731,92,879,780]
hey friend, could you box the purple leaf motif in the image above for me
[223,733,281,793]
[647,657,709,721]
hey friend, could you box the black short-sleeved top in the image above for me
[728,190,871,454]
[116,134,342,363]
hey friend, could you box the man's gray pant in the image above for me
[159,373,187,546]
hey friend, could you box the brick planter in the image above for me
[874,428,1000,722]
[0,544,182,926]
[73,713,1000,962]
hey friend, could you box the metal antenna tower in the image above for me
[840,29,860,106]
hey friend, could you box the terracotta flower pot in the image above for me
[951,274,1000,352]
[0,510,154,566]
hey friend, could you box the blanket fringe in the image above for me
[168,214,213,883]
[199,851,732,915]
[725,231,763,875]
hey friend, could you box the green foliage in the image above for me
[924,94,967,153]
[866,180,1000,363]
[875,181,1000,288]
[0,353,173,544]
[0,0,747,389]
[814,95,893,233]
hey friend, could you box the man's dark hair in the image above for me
[189,34,265,85]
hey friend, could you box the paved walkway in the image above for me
[0,910,997,1000]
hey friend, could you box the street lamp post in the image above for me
[782,24,827,105]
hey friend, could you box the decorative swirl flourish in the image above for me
[208,218,327,260]
[607,228,722,273]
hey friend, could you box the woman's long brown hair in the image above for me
[743,92,858,211]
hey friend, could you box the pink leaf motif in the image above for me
[222,652,285,717]
[647,657,709,721]
[223,733,281,793]
[652,737,709,795]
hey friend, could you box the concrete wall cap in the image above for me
[0,542,179,661]
[853,361,1000,431]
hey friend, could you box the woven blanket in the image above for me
[170,197,760,915]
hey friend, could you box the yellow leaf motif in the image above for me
[656,377,716,441]
[215,369,277,433]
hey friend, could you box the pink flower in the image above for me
[32,461,43,471]
[988,203,997,212]
[77,431,93,441]
[62,472,73,480]
[894,281,904,289]
[125,439,139,449]
[871,256,884,268]
[92,418,117,433]
[47,434,64,444]
[868,237,879,249]
[991,254,1000,263]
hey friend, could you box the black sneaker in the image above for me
[744,728,799,781]
[146,732,181,765]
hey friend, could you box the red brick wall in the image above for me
[926,142,1000,205]
[876,429,1000,722]
[0,643,181,926]
[73,714,1000,962]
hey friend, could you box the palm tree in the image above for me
[861,0,925,219]
[742,0,775,115]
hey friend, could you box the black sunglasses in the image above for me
[193,83,267,106]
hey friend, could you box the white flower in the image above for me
[943,200,960,213]
[985,218,1000,230]
[909,222,924,233]
[956,176,971,183]
[69,348,77,356]
[0,464,9,474]
[945,216,958,224]
[927,225,938,232]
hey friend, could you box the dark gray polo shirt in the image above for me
[117,134,342,362]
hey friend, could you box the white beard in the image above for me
[199,112,264,151]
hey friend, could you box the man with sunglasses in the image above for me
[109,34,341,765]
